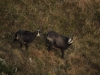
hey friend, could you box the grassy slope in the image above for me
[0,0,100,75]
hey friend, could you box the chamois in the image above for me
[46,31,73,58]
[14,29,40,49]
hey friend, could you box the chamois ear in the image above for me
[68,35,74,44]
[38,27,42,31]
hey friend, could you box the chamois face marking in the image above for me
[68,38,73,44]
[37,30,41,36]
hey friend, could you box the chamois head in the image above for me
[68,35,74,44]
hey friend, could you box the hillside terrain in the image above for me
[0,0,100,75]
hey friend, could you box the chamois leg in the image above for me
[13,39,17,44]
[25,43,28,50]
[48,42,53,51]
[19,42,23,49]
[61,49,65,58]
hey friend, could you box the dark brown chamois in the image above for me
[46,31,73,58]
[14,29,40,49]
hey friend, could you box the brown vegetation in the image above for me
[0,0,100,75]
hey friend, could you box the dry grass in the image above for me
[0,0,100,75]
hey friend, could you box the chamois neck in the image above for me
[32,31,38,38]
